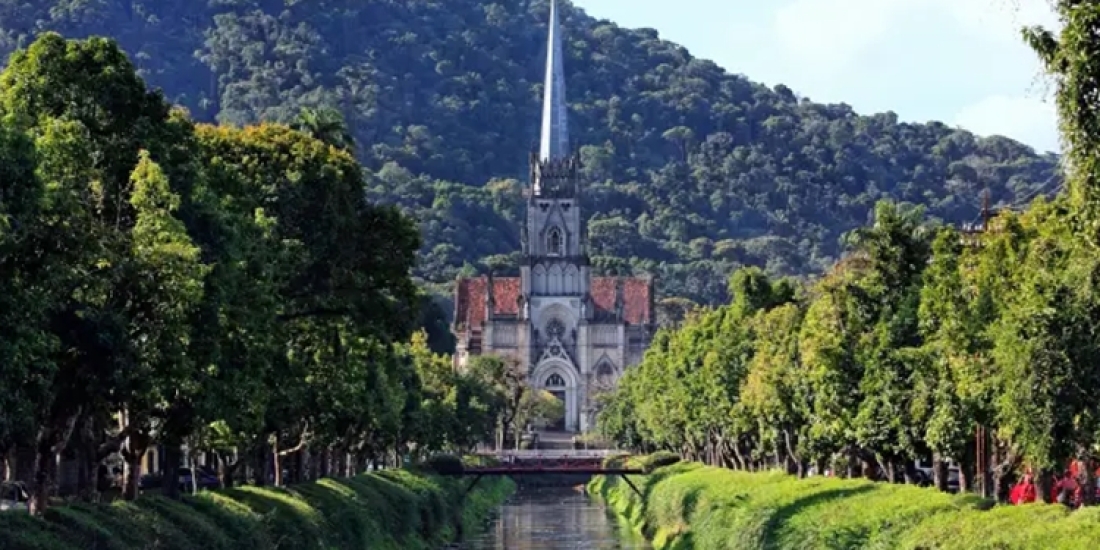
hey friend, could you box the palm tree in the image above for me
[291,106,355,152]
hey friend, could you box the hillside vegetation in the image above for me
[590,460,1100,549]
[0,0,1060,306]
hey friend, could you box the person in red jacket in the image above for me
[1054,470,1079,507]
[1010,473,1037,505]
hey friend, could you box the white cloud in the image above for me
[758,0,1062,150]
[953,94,1059,152]
[578,0,1064,151]
[772,0,903,70]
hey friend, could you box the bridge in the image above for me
[442,449,644,497]
[473,449,624,462]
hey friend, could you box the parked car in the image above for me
[914,464,960,491]
[0,481,29,513]
[179,466,220,490]
[139,466,220,491]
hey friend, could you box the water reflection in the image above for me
[451,487,651,549]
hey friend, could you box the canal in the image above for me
[450,486,651,549]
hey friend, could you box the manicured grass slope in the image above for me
[590,459,1100,549]
[0,469,514,550]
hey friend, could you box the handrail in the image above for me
[473,449,623,458]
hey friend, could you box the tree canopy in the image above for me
[0,33,513,515]
[598,2,1100,506]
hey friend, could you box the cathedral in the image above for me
[452,0,656,433]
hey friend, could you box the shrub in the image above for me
[602,453,632,469]
[0,469,513,550]
[589,457,1100,549]
[423,454,465,475]
[640,451,680,473]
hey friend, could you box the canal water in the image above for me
[450,486,651,549]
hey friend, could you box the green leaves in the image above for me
[0,33,456,509]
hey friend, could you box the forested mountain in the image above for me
[0,0,1060,306]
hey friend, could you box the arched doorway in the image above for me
[543,373,567,430]
[532,359,579,432]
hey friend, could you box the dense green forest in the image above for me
[596,1,1100,507]
[0,0,1061,309]
[0,33,541,515]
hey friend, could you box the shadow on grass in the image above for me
[340,473,420,538]
[681,486,704,521]
[182,491,272,548]
[41,505,122,550]
[761,484,877,550]
[0,508,85,550]
[290,478,383,547]
[221,486,324,548]
[138,495,233,549]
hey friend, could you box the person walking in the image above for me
[1010,473,1037,505]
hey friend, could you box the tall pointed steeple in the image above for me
[539,0,569,162]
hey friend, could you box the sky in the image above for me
[574,0,1062,154]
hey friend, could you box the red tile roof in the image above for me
[453,275,653,330]
[453,276,521,330]
[622,278,651,325]
[589,277,652,325]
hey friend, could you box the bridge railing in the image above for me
[473,449,626,460]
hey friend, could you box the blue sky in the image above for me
[574,0,1062,153]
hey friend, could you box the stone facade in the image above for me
[451,0,655,433]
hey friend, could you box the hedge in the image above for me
[589,457,1100,549]
[0,469,514,550]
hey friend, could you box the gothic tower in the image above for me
[521,0,587,299]
[452,0,655,435]
[519,0,590,431]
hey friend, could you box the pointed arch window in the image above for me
[547,226,563,256]
[546,373,566,387]
[595,361,616,388]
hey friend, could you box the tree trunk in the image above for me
[979,427,993,499]
[29,440,58,515]
[1,447,11,482]
[118,408,152,501]
[272,438,283,487]
[75,443,92,499]
[253,440,270,487]
[1076,449,1096,506]
[782,429,801,474]
[29,410,81,515]
[319,447,331,478]
[122,448,144,501]
[731,442,747,471]
[216,451,239,489]
[1037,470,1054,504]
[188,452,199,494]
[162,440,183,500]
[844,447,857,478]
[297,448,309,483]
[933,455,948,492]
[957,444,975,494]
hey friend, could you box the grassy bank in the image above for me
[590,458,1100,549]
[0,469,514,550]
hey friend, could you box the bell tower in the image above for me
[521,0,588,302]
[519,0,589,432]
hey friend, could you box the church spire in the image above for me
[539,0,569,162]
